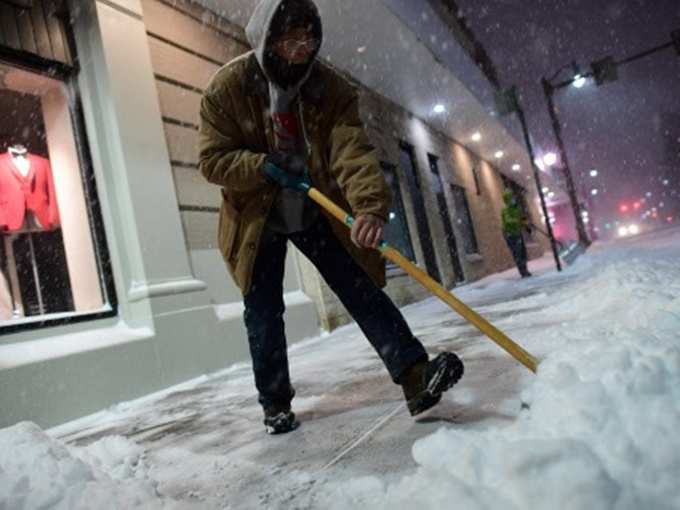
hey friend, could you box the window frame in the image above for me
[0,45,118,336]
[397,141,442,283]
[380,161,416,265]
[450,183,480,256]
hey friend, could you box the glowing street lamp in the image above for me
[573,74,587,88]
[471,132,482,142]
[495,150,504,159]
[590,169,599,178]
[433,104,446,114]
[543,152,558,167]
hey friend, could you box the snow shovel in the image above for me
[304,186,539,374]
[559,241,587,266]
[529,223,585,267]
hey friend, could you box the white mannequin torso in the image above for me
[12,154,31,178]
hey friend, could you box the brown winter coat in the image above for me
[198,52,392,295]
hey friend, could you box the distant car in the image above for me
[618,224,641,238]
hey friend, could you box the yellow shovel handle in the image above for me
[306,187,538,374]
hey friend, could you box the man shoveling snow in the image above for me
[198,0,463,435]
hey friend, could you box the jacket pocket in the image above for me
[219,189,240,262]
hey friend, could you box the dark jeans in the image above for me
[504,232,529,277]
[243,215,427,410]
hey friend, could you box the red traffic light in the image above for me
[619,204,629,213]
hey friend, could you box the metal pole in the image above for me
[1,235,19,316]
[515,104,563,271]
[541,77,591,247]
[28,233,45,315]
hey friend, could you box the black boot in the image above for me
[263,403,299,435]
[400,352,464,416]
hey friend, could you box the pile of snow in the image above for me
[0,422,183,509]
[311,236,680,509]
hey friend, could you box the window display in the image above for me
[0,60,112,327]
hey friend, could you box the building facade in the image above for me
[0,0,550,428]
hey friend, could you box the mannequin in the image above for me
[1,143,62,317]
[0,143,60,232]
[0,148,24,317]
[8,144,30,178]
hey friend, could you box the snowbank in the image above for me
[0,422,183,510]
[312,235,680,509]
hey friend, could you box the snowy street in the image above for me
[2,227,679,509]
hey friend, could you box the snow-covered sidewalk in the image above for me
[2,227,680,509]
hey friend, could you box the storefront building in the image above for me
[0,0,551,428]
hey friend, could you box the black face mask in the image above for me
[265,49,312,89]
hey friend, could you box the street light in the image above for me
[541,67,592,247]
[433,104,446,114]
[494,85,563,272]
[543,152,558,167]
[539,32,680,247]
[573,74,587,88]
[590,170,599,178]
[495,150,504,159]
[512,164,521,172]
[471,132,482,142]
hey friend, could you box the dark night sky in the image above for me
[456,0,680,231]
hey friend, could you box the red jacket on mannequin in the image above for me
[0,151,60,232]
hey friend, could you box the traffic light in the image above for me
[673,29,680,55]
[591,57,618,86]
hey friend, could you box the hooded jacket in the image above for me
[198,0,392,295]
[246,0,323,234]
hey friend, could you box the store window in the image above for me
[381,162,415,263]
[1,6,115,332]
[450,184,480,255]
[398,142,441,282]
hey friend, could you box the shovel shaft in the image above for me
[306,187,538,374]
